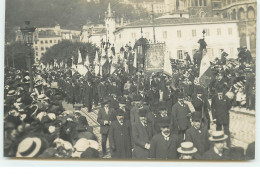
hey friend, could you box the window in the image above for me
[45,40,48,44]
[41,47,44,51]
[46,47,49,50]
[217,28,221,35]
[41,52,44,56]
[119,34,121,39]
[58,40,60,43]
[50,40,52,43]
[41,41,43,44]
[36,52,38,56]
[35,46,38,50]
[131,33,136,39]
[177,50,183,59]
[177,30,182,38]
[192,29,196,37]
[205,29,210,36]
[163,31,167,39]
[54,40,57,43]
[228,28,232,35]
[35,41,37,44]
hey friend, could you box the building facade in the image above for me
[211,0,257,58]
[114,17,240,60]
[16,24,81,64]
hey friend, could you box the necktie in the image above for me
[164,137,169,141]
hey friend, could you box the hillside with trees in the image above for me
[5,0,149,42]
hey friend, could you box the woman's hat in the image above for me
[209,131,228,142]
[74,138,90,152]
[16,137,42,157]
[7,90,16,97]
[177,142,198,154]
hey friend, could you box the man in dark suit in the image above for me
[186,112,210,158]
[132,108,155,159]
[97,99,115,157]
[83,78,93,112]
[202,131,230,160]
[130,94,142,127]
[211,87,232,147]
[109,109,132,159]
[171,92,191,145]
[97,78,107,102]
[149,117,178,159]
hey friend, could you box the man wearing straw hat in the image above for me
[202,131,230,160]
[177,141,198,159]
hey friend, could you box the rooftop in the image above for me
[115,17,238,32]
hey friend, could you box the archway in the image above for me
[238,7,246,20]
[231,9,236,20]
[247,6,255,19]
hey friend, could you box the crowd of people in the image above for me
[3,44,255,160]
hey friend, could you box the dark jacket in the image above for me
[132,121,155,159]
[211,94,232,125]
[109,120,132,159]
[97,107,115,134]
[149,133,178,159]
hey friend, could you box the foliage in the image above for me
[40,40,98,67]
[5,0,149,42]
[5,42,35,70]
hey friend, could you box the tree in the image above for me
[5,42,35,70]
[41,40,98,67]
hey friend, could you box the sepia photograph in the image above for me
[3,0,256,161]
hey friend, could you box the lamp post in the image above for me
[202,29,206,39]
[20,21,36,92]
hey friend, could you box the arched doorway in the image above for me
[238,7,246,20]
[231,9,236,20]
[247,6,255,19]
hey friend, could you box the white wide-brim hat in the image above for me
[209,131,228,142]
[177,142,198,154]
[16,137,42,157]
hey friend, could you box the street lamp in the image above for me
[202,29,206,39]
[20,21,36,92]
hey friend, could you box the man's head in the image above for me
[191,112,202,129]
[116,109,125,123]
[209,131,228,153]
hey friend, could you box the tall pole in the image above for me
[28,46,33,92]
[152,4,156,43]
[12,46,15,68]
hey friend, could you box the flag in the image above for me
[199,51,213,88]
[78,50,83,64]
[163,50,172,76]
[94,50,99,65]
[84,54,90,67]
[77,64,88,76]
[133,52,137,68]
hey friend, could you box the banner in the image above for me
[145,43,165,72]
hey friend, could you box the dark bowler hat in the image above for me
[138,108,147,117]
[176,92,184,99]
[158,102,167,111]
[158,117,171,128]
[116,109,125,117]
[101,98,110,105]
[191,111,202,122]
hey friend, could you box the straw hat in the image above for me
[16,137,42,157]
[209,131,228,142]
[177,142,198,154]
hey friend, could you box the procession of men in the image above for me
[3,35,256,160]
